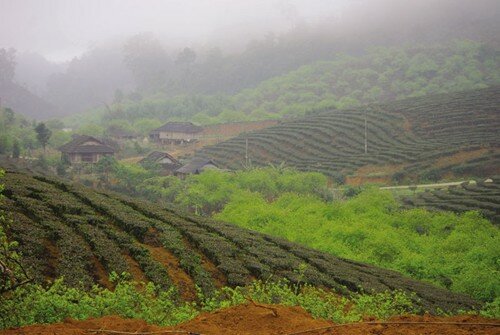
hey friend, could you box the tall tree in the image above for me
[3,108,14,126]
[175,47,196,66]
[34,122,51,153]
[11,140,20,159]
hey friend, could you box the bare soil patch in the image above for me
[182,236,228,288]
[346,163,406,186]
[3,304,498,335]
[123,254,148,284]
[402,116,412,133]
[90,256,113,289]
[143,244,197,300]
[433,148,490,169]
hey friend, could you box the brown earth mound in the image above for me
[2,304,499,335]
[174,303,332,334]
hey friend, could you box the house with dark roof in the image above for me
[149,122,203,144]
[59,135,115,164]
[174,158,219,177]
[139,151,181,174]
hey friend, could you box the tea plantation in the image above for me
[403,177,500,224]
[195,86,500,182]
[0,170,480,313]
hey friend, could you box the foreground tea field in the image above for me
[196,86,500,183]
[1,170,479,312]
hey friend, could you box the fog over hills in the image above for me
[0,0,498,118]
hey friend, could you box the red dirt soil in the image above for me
[432,148,490,169]
[143,244,197,300]
[123,254,148,283]
[2,304,498,335]
[345,163,407,186]
[90,255,113,289]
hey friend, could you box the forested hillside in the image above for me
[69,41,500,133]
[0,170,480,313]
[195,86,500,182]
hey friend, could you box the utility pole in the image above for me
[245,137,249,166]
[364,112,368,154]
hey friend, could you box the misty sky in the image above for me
[0,0,350,62]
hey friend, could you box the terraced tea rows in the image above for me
[195,86,500,182]
[1,170,479,312]
[402,178,500,224]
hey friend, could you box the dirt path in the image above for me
[380,180,473,190]
[331,180,474,193]
[3,304,498,335]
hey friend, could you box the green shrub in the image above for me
[0,276,422,329]
[215,188,499,301]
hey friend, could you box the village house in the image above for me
[174,158,219,177]
[139,151,181,174]
[149,122,203,144]
[59,135,115,164]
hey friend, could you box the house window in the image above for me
[81,153,94,162]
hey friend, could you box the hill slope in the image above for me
[1,170,478,312]
[195,86,500,182]
[403,178,500,224]
[76,41,500,129]
[0,82,60,120]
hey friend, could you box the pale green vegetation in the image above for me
[0,107,71,158]
[216,188,499,302]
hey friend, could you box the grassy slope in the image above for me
[195,86,500,182]
[1,169,479,313]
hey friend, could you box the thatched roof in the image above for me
[150,122,203,134]
[175,158,218,174]
[139,151,179,166]
[59,135,115,154]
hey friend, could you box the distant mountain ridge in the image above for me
[0,81,60,120]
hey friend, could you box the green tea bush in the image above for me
[0,276,196,329]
